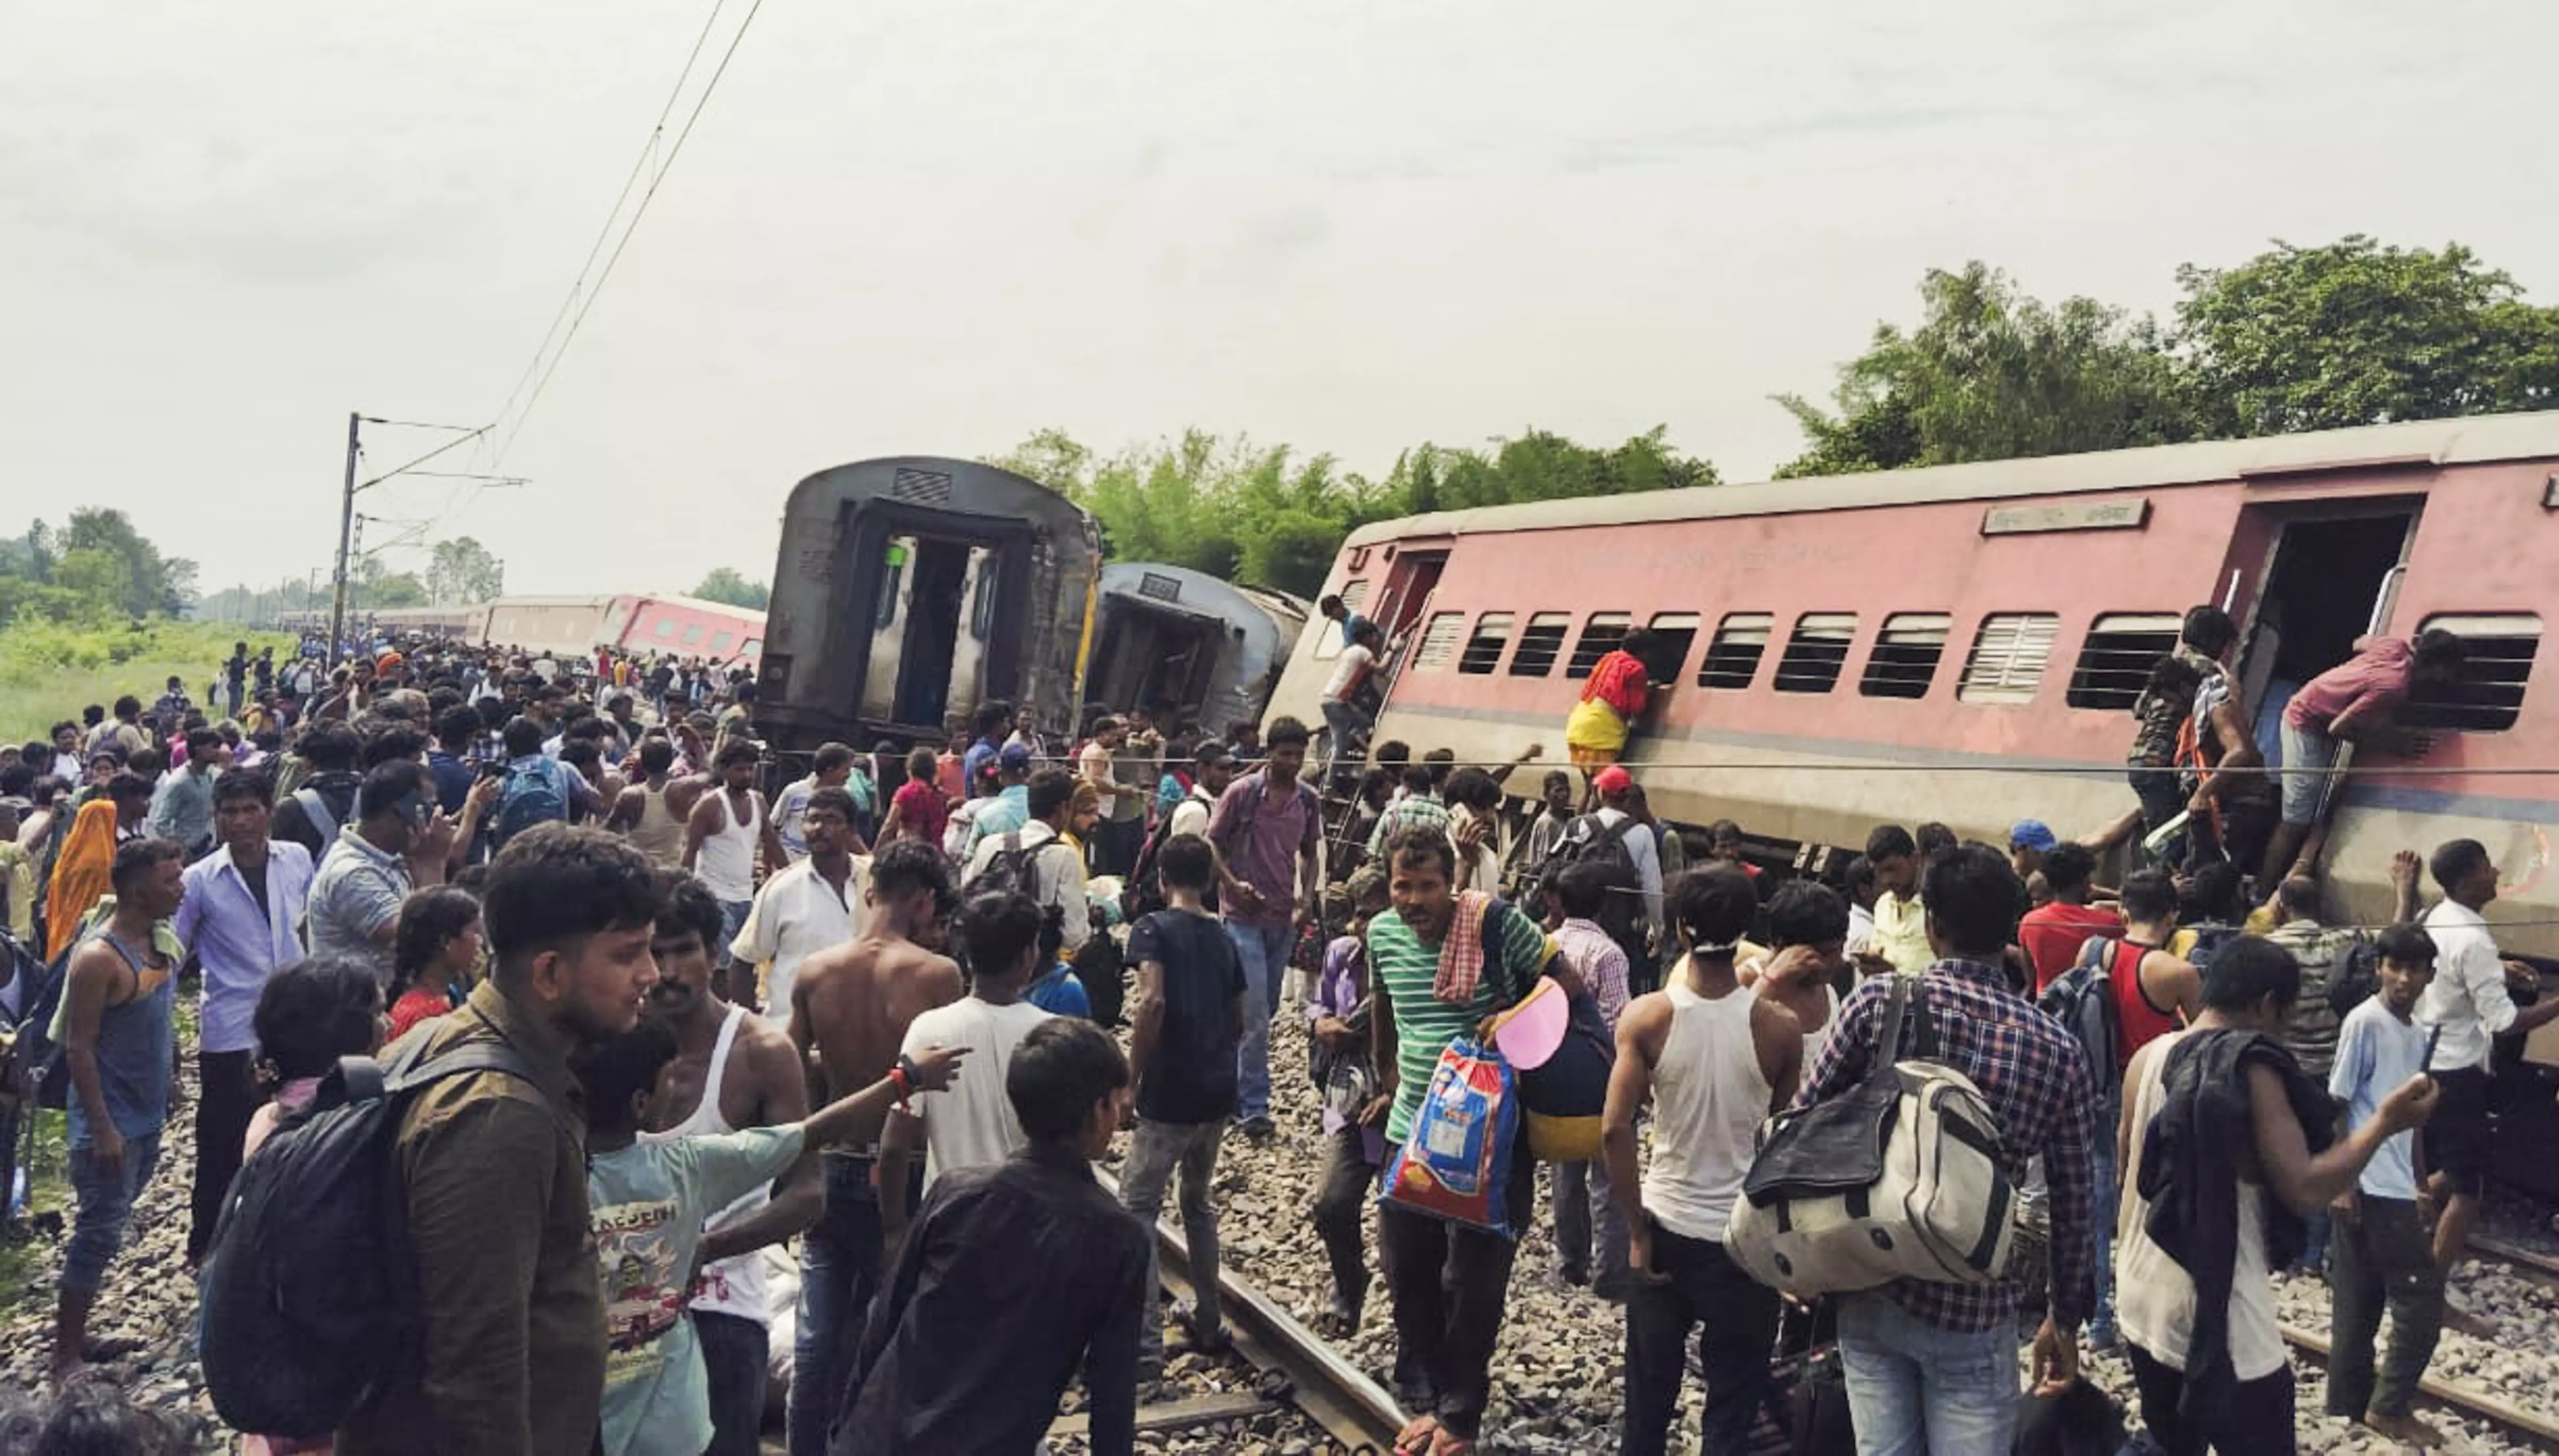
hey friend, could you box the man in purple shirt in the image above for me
[1205,716,1321,1141]
[171,769,314,1267]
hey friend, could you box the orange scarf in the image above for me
[44,799,120,961]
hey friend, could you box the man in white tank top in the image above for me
[1603,865,1802,1456]
[643,878,816,1456]
[686,740,789,1009]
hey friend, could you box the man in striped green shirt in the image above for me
[1367,826,1549,1454]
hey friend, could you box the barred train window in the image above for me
[1411,612,1466,671]
[1458,612,1514,674]
[2066,612,2181,710]
[1959,613,2062,705]
[2403,613,2540,733]
[1312,578,1373,661]
[1697,613,1773,690]
[1773,613,1858,695]
[1565,613,1633,680]
[1861,613,1952,699]
[1510,613,1572,677]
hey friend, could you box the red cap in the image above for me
[1592,765,1633,794]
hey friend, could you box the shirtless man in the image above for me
[643,875,811,1455]
[782,841,963,1456]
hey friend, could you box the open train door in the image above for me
[2225,493,2425,774]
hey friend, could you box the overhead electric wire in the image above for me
[490,0,766,466]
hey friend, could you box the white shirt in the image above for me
[730,856,862,1023]
[964,822,1091,954]
[1076,741,1119,819]
[2117,1029,2287,1381]
[2417,899,2514,1072]
[897,996,1054,1193]
[1845,903,1877,959]
[1322,643,1375,702]
[2330,998,2430,1199]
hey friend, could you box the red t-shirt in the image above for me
[891,778,948,848]
[2021,902,2126,993]
[1581,649,1651,720]
[2283,636,2414,734]
[388,986,450,1042]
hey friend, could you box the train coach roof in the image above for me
[1345,409,2559,546]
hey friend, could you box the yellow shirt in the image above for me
[1871,890,1934,975]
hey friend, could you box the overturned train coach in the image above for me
[1086,563,1308,741]
[756,456,1103,754]
[1267,410,2559,982]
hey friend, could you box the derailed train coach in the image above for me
[757,456,1103,754]
[1085,562,1308,739]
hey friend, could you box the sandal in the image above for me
[1427,1431,1478,1456]
[1393,1415,1441,1455]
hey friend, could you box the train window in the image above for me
[2402,613,2540,733]
[1860,613,1952,699]
[1958,613,2062,705]
[1459,613,1514,674]
[1412,612,1466,671]
[1646,613,1701,681]
[1510,613,1572,677]
[1772,613,1858,694]
[711,631,735,652]
[1697,613,1774,690]
[1565,613,1633,679]
[743,639,762,658]
[1313,579,1374,661]
[2065,613,2181,710]
[681,624,705,647]
[654,620,675,639]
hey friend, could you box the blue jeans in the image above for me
[2299,1209,2333,1276]
[790,1153,883,1456]
[1226,920,1294,1121]
[717,897,753,968]
[64,1132,163,1296]
[1836,1293,2021,1456]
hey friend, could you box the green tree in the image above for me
[61,507,188,616]
[2175,235,2559,436]
[693,568,770,609]
[1776,262,2197,477]
[51,549,135,616]
[426,537,506,604]
[363,573,429,609]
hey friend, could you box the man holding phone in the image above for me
[305,759,458,988]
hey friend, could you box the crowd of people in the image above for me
[0,594,2541,1456]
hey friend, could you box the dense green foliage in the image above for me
[426,537,506,604]
[988,424,1717,598]
[692,567,770,609]
[0,510,197,627]
[0,618,293,741]
[1780,236,2559,476]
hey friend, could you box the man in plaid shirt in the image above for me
[1791,843,2098,1455]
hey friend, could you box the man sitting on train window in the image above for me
[2263,629,2465,888]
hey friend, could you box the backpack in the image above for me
[198,1035,548,1439]
[1525,813,1644,938]
[1123,789,1220,921]
[0,930,69,1111]
[2182,922,2242,976]
[964,831,1074,903]
[1726,975,2017,1298]
[2328,937,2381,1023]
[292,785,347,854]
[490,757,570,846]
[2037,935,2128,1113]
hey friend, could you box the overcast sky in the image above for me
[6,0,2552,599]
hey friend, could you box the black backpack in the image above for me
[2037,935,2128,1111]
[1526,813,1644,938]
[198,1036,545,1439]
[965,831,1075,903]
[4,932,77,1111]
[2328,937,2381,1023]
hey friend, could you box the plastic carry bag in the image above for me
[1378,1036,1522,1237]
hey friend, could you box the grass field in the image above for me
[0,619,294,745]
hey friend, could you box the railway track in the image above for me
[1078,1169,1403,1453]
[2276,1322,2559,1452]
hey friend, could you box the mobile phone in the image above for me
[2421,1024,2443,1072]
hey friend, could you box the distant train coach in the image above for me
[1264,410,2559,959]
[757,457,1102,753]
[1086,564,1308,739]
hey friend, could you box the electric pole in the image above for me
[328,412,361,662]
